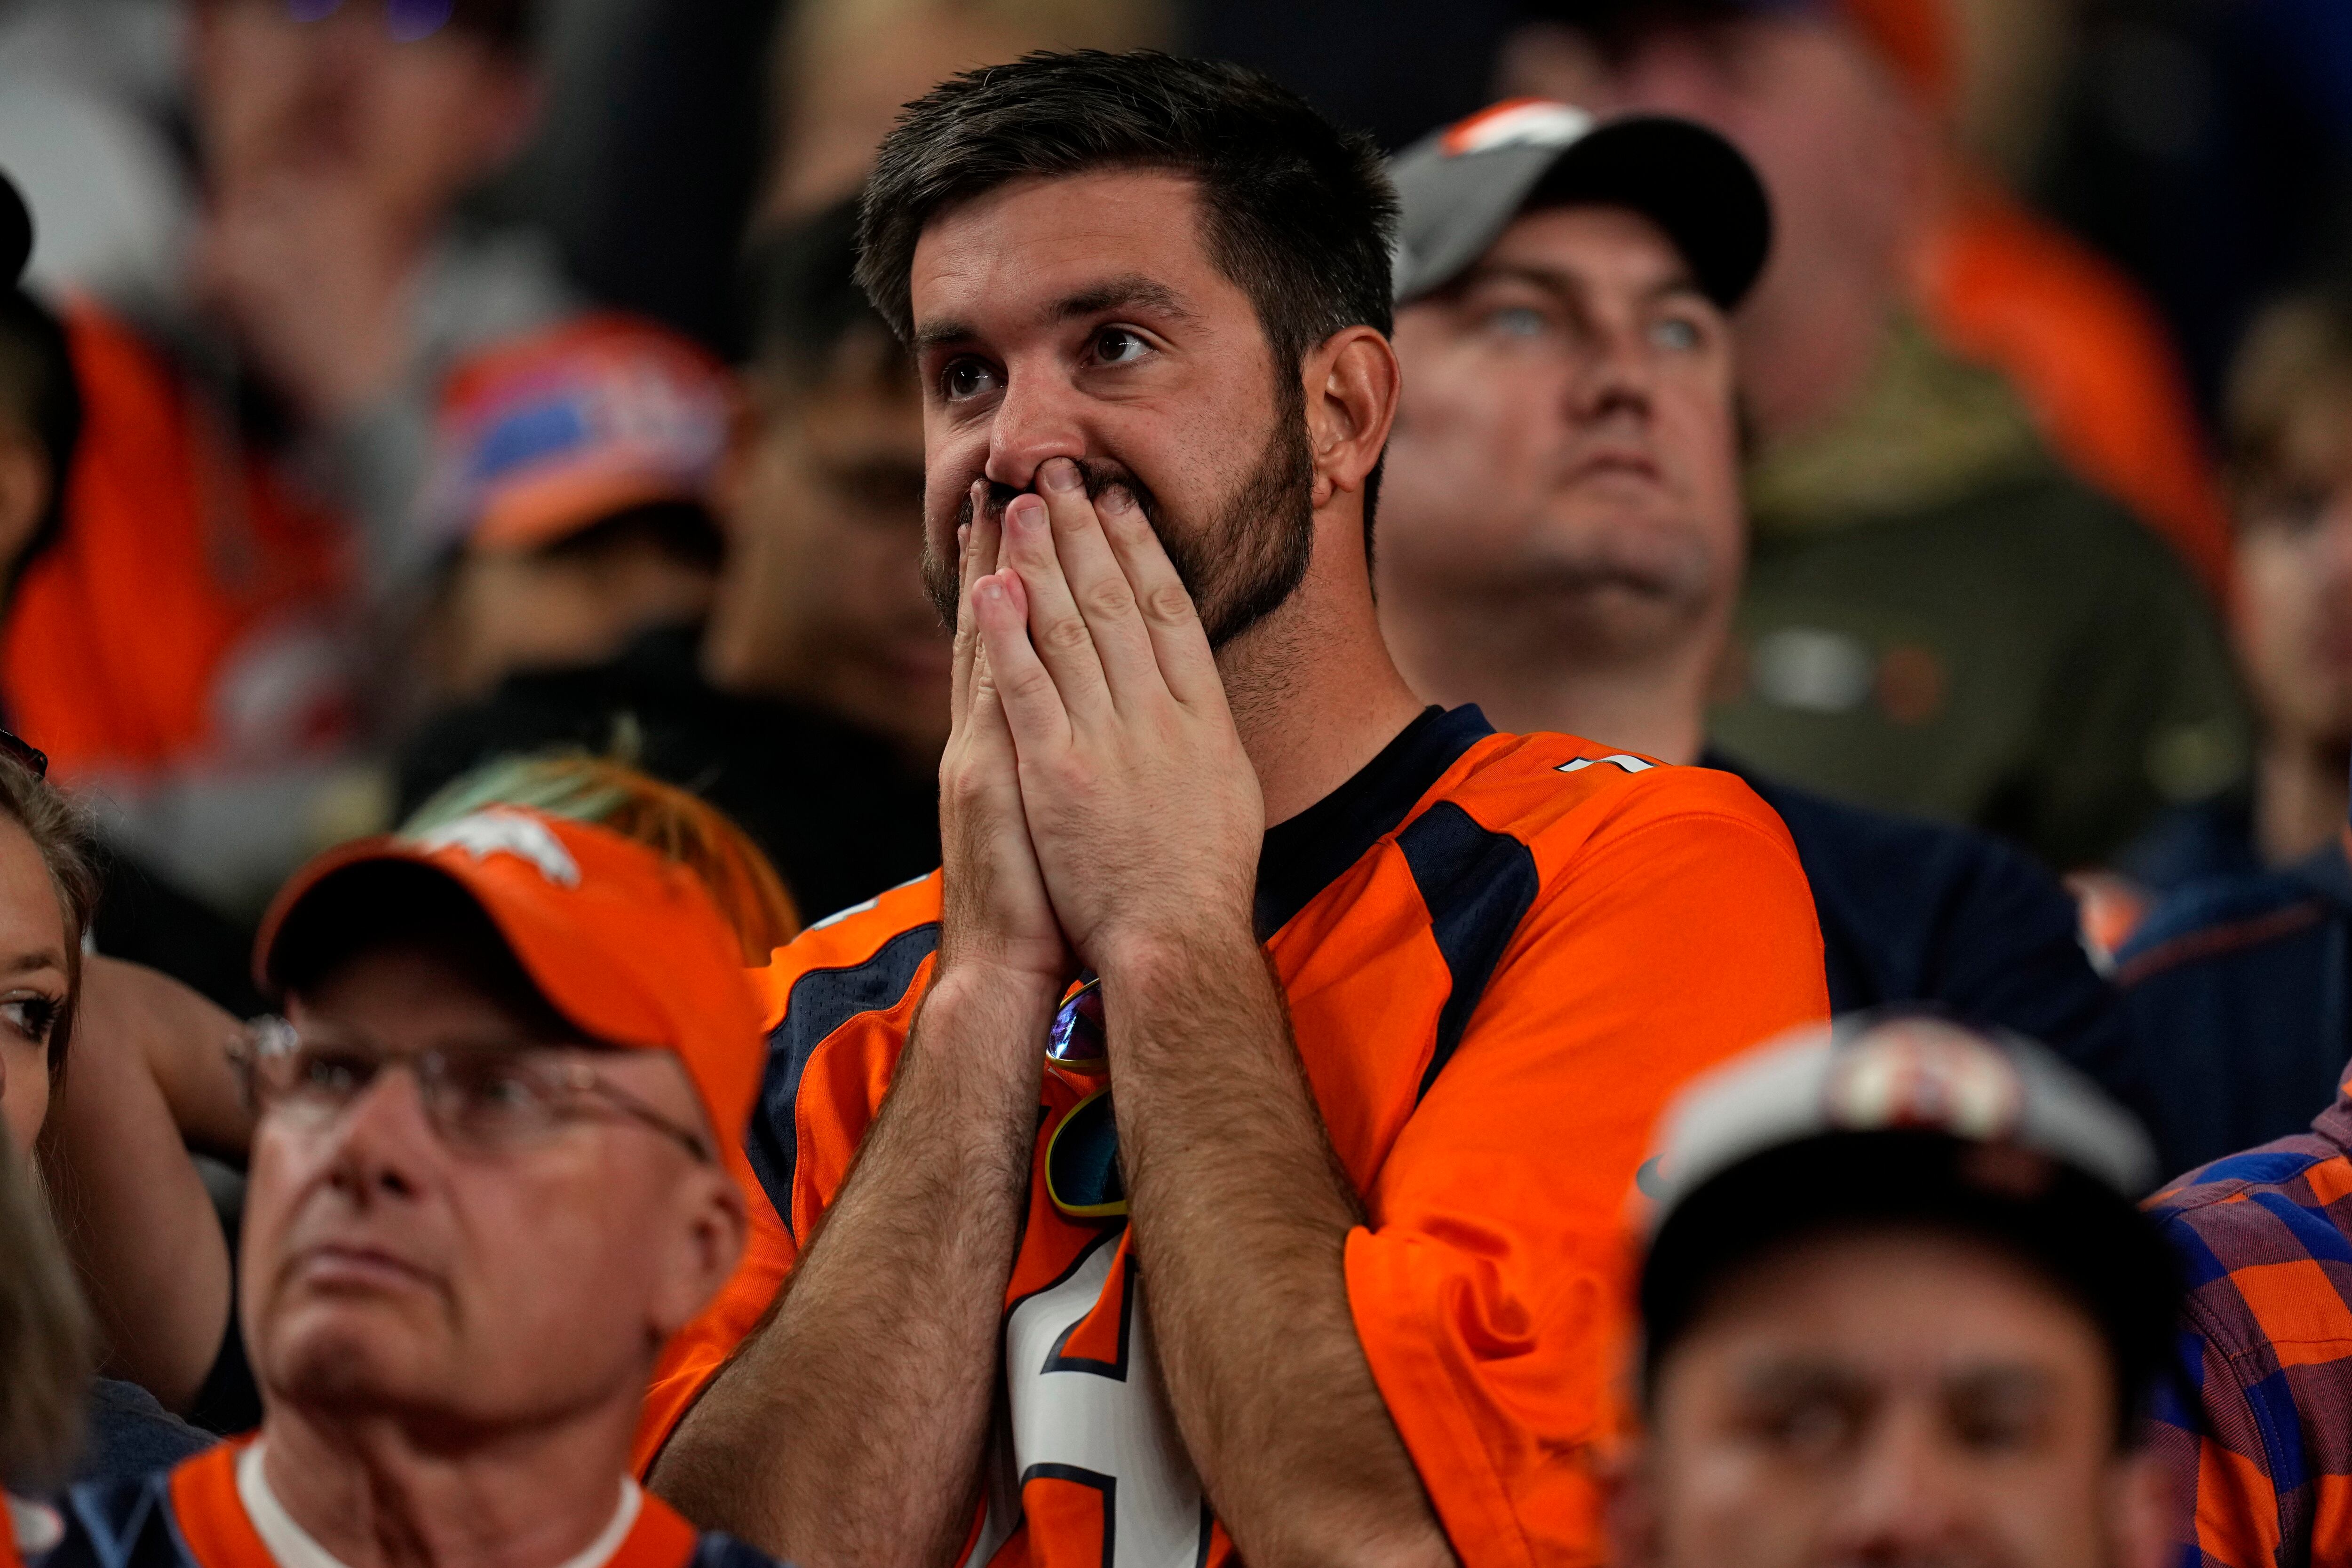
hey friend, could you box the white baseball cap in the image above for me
[1388,99,1772,309]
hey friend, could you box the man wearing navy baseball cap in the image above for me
[1617,1014,2180,1567]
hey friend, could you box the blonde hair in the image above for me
[0,1120,91,1486]
[405,754,800,963]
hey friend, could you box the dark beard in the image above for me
[924,397,1317,653]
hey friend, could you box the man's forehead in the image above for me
[908,169,1225,335]
[1471,202,1704,294]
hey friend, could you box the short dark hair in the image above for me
[2224,283,2352,517]
[854,49,1398,381]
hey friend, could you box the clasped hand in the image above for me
[940,457,1263,993]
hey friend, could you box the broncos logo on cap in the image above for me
[1822,1019,2026,1141]
[1440,99,1594,157]
[409,809,581,888]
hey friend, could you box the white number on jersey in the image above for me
[963,1231,1211,1568]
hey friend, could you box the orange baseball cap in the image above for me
[254,806,765,1152]
[423,313,736,557]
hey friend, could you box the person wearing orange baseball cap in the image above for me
[415,314,734,703]
[43,805,783,1568]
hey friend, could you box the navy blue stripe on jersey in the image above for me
[1254,705,1495,940]
[1398,801,1541,1101]
[748,922,940,1234]
[52,1472,188,1568]
[686,1531,795,1568]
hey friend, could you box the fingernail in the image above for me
[1098,484,1137,516]
[1007,495,1045,529]
[1041,459,1082,493]
[976,578,1004,605]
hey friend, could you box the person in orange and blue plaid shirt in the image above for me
[2145,1063,2352,1566]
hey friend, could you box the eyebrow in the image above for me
[1459,261,1708,307]
[0,950,65,978]
[912,318,978,356]
[1049,274,1195,325]
[1945,1364,2058,1403]
[910,274,1197,356]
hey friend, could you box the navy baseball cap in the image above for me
[1389,99,1772,310]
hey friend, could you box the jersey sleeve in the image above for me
[1343,793,1828,1568]
[631,875,943,1475]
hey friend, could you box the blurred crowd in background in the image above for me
[6,0,2352,996]
[2,0,2352,1561]
[1,0,2350,1206]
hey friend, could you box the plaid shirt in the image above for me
[2148,1087,2352,1567]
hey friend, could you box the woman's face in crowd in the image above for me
[0,816,69,1151]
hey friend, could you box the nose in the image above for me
[1561,316,1657,431]
[317,1065,438,1204]
[982,361,1089,494]
[1826,1405,1968,1555]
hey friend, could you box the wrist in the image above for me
[918,963,1066,1062]
[1092,914,1261,1000]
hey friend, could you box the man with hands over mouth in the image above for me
[650,51,1829,1568]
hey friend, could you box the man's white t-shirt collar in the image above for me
[236,1441,643,1568]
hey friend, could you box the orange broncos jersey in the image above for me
[645,706,1829,1568]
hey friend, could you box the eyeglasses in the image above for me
[0,729,47,781]
[236,1017,714,1163]
[284,0,457,44]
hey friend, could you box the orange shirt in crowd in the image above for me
[1916,177,2233,597]
[642,706,1829,1567]
[1838,0,2231,592]
[0,300,352,781]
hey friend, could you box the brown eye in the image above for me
[941,359,999,401]
[0,995,55,1045]
[1094,327,1150,364]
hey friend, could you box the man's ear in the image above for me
[649,1165,748,1343]
[2107,1443,2186,1568]
[1302,326,1400,514]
